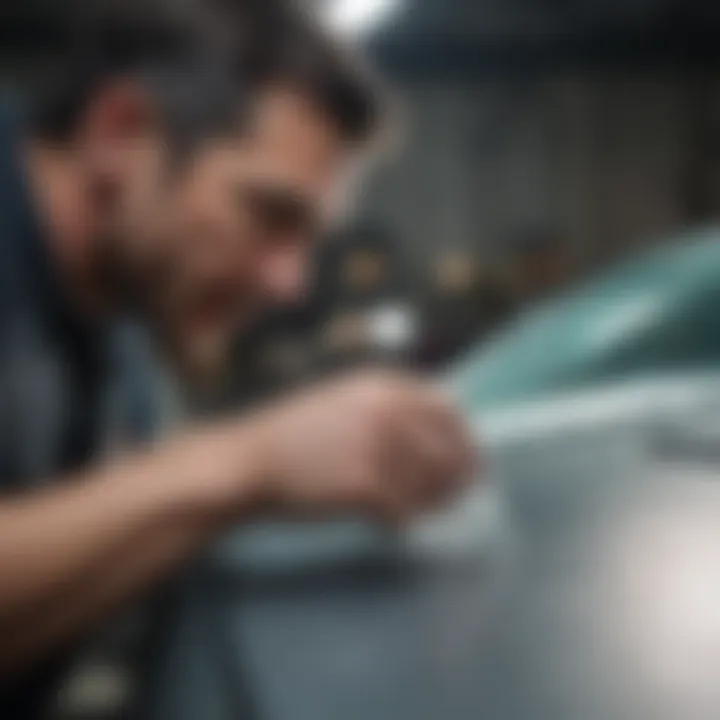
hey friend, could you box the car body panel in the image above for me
[145,231,720,720]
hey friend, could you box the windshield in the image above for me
[448,230,720,410]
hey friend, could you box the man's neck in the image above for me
[24,142,113,322]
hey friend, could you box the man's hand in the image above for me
[234,371,478,523]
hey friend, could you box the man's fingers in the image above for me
[377,401,478,519]
[403,385,480,483]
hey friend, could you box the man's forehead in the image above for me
[245,87,348,174]
[192,87,364,224]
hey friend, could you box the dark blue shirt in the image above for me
[0,103,160,719]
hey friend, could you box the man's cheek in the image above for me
[178,312,234,378]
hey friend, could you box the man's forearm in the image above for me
[2,493,214,675]
[0,370,476,677]
[0,426,263,676]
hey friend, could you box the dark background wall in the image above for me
[361,72,720,283]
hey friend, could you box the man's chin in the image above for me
[155,304,261,388]
[165,329,234,389]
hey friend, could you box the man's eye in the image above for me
[262,200,302,233]
[245,189,315,241]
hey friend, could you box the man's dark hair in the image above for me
[30,0,385,149]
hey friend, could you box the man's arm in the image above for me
[0,425,265,677]
[0,372,476,679]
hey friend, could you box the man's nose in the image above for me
[261,247,310,304]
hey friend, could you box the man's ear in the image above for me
[78,81,161,206]
[79,80,157,148]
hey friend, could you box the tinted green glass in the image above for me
[448,228,720,410]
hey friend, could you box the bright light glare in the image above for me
[368,303,417,351]
[323,0,401,37]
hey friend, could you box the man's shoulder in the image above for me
[0,103,38,312]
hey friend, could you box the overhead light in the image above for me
[322,0,401,37]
